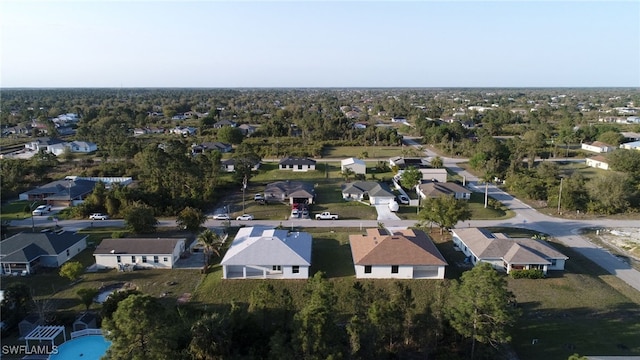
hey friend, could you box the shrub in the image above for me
[510,269,544,279]
[111,231,128,238]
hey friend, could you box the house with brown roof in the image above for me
[349,228,448,279]
[581,141,616,153]
[93,238,186,270]
[451,228,568,275]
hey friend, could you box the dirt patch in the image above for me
[592,228,640,269]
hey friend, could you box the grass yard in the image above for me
[322,145,404,159]
[506,236,640,359]
[0,200,44,222]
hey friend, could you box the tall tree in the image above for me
[189,312,231,360]
[447,263,520,359]
[103,294,177,360]
[176,206,207,232]
[400,166,422,190]
[294,272,341,360]
[122,202,158,233]
[418,195,472,233]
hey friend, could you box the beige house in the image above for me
[341,157,366,175]
[585,155,609,170]
[451,228,568,275]
[581,141,615,153]
[349,228,447,279]
[417,182,471,200]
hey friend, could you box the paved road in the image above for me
[8,141,640,292]
[403,137,640,293]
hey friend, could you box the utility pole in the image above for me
[242,175,247,214]
[484,181,489,209]
[557,177,563,214]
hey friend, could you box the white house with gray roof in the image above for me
[93,238,186,270]
[221,226,312,279]
[451,228,568,275]
[342,181,395,205]
[1,231,88,275]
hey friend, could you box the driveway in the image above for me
[374,204,400,221]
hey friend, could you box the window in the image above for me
[292,266,299,274]
[272,265,282,271]
[131,256,136,263]
[297,165,303,170]
[142,256,147,263]
[550,259,557,267]
[153,256,159,263]
[163,257,168,262]
[391,265,399,274]
[66,249,70,257]
[364,265,372,274]
[116,256,121,263]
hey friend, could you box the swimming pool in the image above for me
[48,335,111,360]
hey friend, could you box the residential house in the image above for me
[341,157,366,175]
[264,181,315,205]
[417,182,472,200]
[19,176,132,206]
[422,168,448,183]
[1,231,89,275]
[585,155,610,170]
[279,157,316,172]
[19,314,44,337]
[221,158,261,173]
[620,141,640,151]
[342,181,395,205]
[389,157,429,169]
[170,126,197,136]
[93,238,186,270]
[238,124,256,136]
[24,137,66,152]
[69,141,98,153]
[451,228,568,275]
[581,141,615,153]
[353,122,368,129]
[391,116,408,124]
[221,226,312,279]
[349,228,447,279]
[192,142,232,154]
[213,119,237,129]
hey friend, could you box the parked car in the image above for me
[301,209,309,217]
[89,213,109,220]
[315,212,339,220]
[212,214,230,220]
[236,214,254,221]
[397,195,410,204]
[291,209,300,218]
[254,194,264,201]
[32,205,51,216]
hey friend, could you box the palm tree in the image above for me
[430,156,444,169]
[342,168,355,182]
[197,229,224,266]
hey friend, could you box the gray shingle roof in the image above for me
[279,157,316,166]
[1,231,88,263]
[342,181,394,197]
[94,238,185,255]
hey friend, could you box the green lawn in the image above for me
[0,200,44,222]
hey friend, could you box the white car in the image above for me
[89,213,109,220]
[236,214,254,221]
[397,195,410,204]
[212,214,230,220]
[32,205,51,216]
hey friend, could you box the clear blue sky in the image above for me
[1,1,639,88]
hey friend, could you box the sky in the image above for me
[1,1,639,88]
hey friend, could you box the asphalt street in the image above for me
[9,139,640,292]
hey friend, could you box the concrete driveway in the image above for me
[374,204,400,221]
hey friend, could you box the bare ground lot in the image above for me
[585,227,640,271]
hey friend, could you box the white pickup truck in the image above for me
[315,212,338,220]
